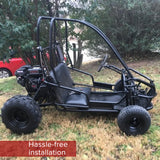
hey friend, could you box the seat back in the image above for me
[53,63,73,103]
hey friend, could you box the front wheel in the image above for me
[117,105,151,136]
[1,95,42,134]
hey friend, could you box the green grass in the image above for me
[0,59,160,160]
[0,76,26,94]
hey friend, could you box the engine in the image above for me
[15,65,43,94]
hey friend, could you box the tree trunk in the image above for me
[72,40,83,69]
[76,40,83,68]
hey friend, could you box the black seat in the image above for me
[51,63,91,106]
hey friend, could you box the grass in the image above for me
[0,58,160,160]
[0,76,26,95]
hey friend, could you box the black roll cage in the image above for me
[35,16,156,109]
[36,16,155,83]
[36,16,133,77]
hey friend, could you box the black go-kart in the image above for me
[1,16,157,136]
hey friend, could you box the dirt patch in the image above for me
[128,59,159,68]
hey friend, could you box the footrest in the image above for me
[65,93,88,106]
[89,92,125,104]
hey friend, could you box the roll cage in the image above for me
[37,16,132,76]
[35,16,156,111]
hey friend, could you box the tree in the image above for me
[0,0,67,64]
[67,0,160,58]
[0,0,43,63]
[1,0,159,64]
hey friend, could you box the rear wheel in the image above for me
[117,105,151,136]
[1,95,41,134]
[0,68,11,78]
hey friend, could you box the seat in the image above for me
[51,63,90,106]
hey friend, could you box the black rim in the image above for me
[128,116,142,132]
[9,108,29,128]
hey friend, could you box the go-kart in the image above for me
[1,16,156,136]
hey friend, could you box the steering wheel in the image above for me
[98,54,108,72]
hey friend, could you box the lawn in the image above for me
[0,58,160,160]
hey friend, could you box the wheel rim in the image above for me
[0,70,10,78]
[9,109,29,128]
[129,117,141,132]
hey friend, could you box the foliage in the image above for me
[0,0,40,62]
[0,0,67,63]
[67,0,160,57]
[0,0,160,62]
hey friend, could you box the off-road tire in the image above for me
[117,105,151,136]
[1,95,42,134]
